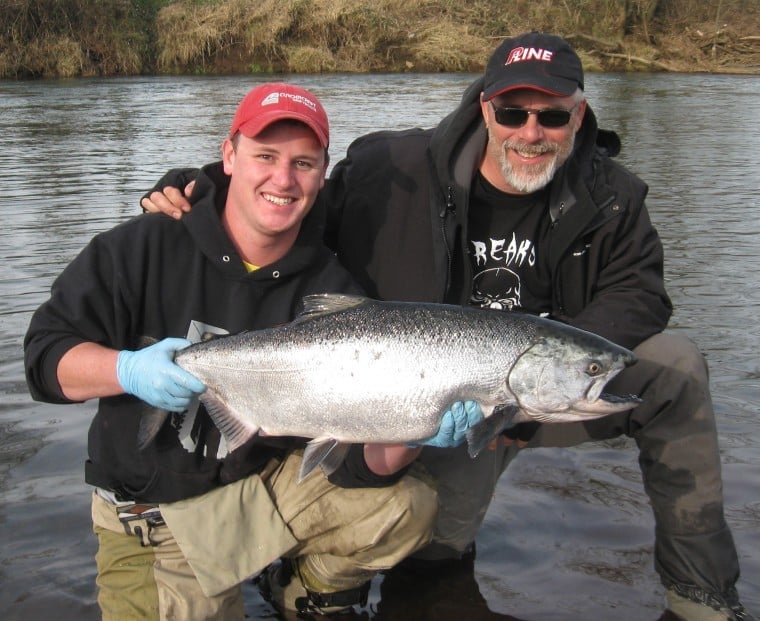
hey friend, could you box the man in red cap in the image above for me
[142,33,753,621]
[24,82,469,619]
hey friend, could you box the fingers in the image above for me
[140,186,192,219]
[155,337,193,352]
[166,366,206,395]
[155,338,206,395]
[149,370,204,411]
[448,401,467,435]
[463,400,484,426]
[438,410,456,437]
[117,338,205,412]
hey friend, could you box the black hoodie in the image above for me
[24,162,363,502]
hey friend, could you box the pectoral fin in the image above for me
[465,404,521,458]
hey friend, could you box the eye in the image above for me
[586,361,603,376]
[296,159,315,170]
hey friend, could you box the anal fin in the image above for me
[201,391,258,452]
[299,438,350,483]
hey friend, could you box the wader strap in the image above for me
[117,503,165,547]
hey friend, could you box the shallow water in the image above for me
[1,72,758,619]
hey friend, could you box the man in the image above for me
[141,35,754,621]
[25,82,483,620]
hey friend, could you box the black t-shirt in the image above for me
[467,171,553,315]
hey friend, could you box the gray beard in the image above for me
[491,135,575,194]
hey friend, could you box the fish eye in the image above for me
[586,361,603,376]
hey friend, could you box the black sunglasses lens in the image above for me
[537,109,571,127]
[493,108,529,127]
[493,106,572,128]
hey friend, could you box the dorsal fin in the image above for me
[298,293,369,320]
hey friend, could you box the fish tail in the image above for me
[137,406,170,450]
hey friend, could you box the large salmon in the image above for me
[141,294,639,481]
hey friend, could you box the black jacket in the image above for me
[24,162,364,503]
[321,77,672,350]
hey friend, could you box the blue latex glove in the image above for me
[416,401,485,448]
[116,338,206,412]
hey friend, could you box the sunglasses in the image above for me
[490,103,576,128]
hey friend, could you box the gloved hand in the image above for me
[416,400,484,448]
[116,338,206,412]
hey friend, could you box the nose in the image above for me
[518,113,544,142]
[271,161,295,188]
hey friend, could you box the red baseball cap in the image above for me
[229,82,329,148]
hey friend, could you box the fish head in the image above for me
[506,327,639,423]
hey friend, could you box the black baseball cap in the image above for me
[482,32,584,101]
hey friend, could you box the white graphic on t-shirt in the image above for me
[471,267,521,310]
[470,233,536,310]
[471,233,536,268]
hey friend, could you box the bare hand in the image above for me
[140,181,195,219]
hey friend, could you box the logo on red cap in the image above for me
[260,91,320,114]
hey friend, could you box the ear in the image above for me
[574,99,588,132]
[480,93,491,127]
[221,137,236,175]
[321,152,330,186]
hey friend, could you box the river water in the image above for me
[1,72,758,620]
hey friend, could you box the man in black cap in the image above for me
[142,33,754,621]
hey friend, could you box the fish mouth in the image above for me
[574,391,642,414]
[573,374,640,414]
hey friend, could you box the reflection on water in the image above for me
[1,72,758,620]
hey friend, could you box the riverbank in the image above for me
[2,0,759,79]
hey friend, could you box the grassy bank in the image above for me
[2,0,759,78]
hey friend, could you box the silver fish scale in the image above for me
[176,300,546,444]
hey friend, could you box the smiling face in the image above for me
[221,120,328,266]
[480,88,586,195]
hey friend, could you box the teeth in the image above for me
[263,193,295,206]
[515,148,547,158]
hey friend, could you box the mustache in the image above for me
[502,140,560,157]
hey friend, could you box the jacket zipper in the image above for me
[553,193,621,316]
[440,185,456,300]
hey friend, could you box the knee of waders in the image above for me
[635,332,708,380]
[382,473,439,554]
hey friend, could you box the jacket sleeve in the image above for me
[321,150,353,252]
[555,165,672,350]
[322,130,407,252]
[24,230,133,403]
